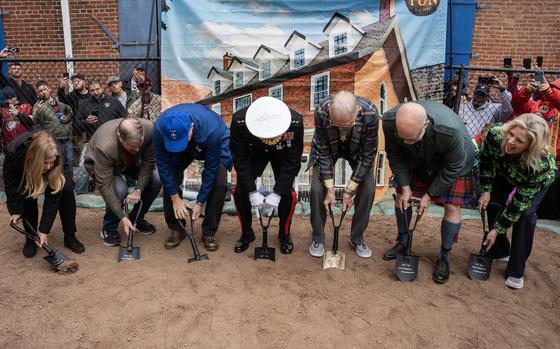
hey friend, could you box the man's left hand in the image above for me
[342,192,353,212]
[192,202,204,220]
[126,189,141,205]
[37,232,48,247]
[417,193,431,216]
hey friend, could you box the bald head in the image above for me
[330,91,359,126]
[395,102,429,144]
[118,117,144,146]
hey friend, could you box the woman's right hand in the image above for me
[10,214,21,225]
[478,192,491,211]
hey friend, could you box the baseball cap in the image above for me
[2,87,17,99]
[162,111,192,152]
[245,96,291,139]
[71,73,85,81]
[106,76,121,85]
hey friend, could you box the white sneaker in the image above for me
[506,276,524,289]
[350,241,372,258]
[308,241,324,257]
[497,256,510,262]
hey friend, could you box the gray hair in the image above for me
[330,91,359,121]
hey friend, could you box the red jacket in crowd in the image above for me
[0,103,33,147]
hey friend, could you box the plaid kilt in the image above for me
[397,174,475,207]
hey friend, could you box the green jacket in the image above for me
[32,97,72,140]
[383,100,475,197]
[480,126,555,234]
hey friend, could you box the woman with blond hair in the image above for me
[478,114,555,289]
[3,130,84,258]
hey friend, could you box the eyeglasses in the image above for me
[328,118,356,129]
[396,120,429,144]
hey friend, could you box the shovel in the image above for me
[395,209,422,282]
[117,201,142,262]
[255,208,275,261]
[178,207,209,263]
[467,204,502,280]
[10,221,78,273]
[323,206,347,270]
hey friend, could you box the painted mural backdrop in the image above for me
[161,0,448,118]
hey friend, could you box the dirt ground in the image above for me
[1,207,559,348]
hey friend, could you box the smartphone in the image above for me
[534,70,544,84]
[523,58,532,69]
[91,110,99,117]
[63,72,69,79]
[503,58,512,68]
[6,47,20,53]
[536,56,543,68]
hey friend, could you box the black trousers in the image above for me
[23,178,77,239]
[232,156,297,241]
[163,162,228,237]
[487,177,550,278]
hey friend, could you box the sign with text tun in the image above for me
[161,0,448,122]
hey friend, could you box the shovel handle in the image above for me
[257,208,273,231]
[479,203,504,256]
[10,221,55,255]
[328,205,347,229]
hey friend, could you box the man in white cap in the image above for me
[230,97,304,254]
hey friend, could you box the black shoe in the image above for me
[64,235,85,254]
[23,238,37,258]
[234,234,255,253]
[280,234,294,255]
[136,219,156,236]
[100,227,120,247]
[432,257,450,284]
[382,241,406,261]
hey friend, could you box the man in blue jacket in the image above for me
[154,104,232,251]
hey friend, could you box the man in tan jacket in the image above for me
[85,117,162,246]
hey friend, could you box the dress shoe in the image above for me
[164,229,186,250]
[382,241,406,261]
[23,238,37,258]
[432,257,450,284]
[234,234,255,253]
[202,235,219,251]
[64,234,85,254]
[136,219,156,236]
[280,234,294,255]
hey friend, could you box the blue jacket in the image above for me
[154,103,232,204]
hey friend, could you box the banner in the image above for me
[162,0,448,119]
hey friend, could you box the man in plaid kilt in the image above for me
[382,101,476,284]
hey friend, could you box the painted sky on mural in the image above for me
[162,0,448,88]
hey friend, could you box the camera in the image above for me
[6,47,20,53]
[534,70,544,85]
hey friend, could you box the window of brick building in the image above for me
[233,94,252,112]
[310,71,330,109]
[269,85,283,100]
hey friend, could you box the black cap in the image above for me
[71,73,85,80]
[134,64,145,71]
[2,87,17,99]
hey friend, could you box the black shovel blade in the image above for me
[118,246,140,262]
[395,253,419,282]
[255,246,276,261]
[467,253,493,280]
[188,253,209,263]
[44,250,69,268]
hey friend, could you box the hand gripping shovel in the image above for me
[178,207,209,263]
[10,221,78,273]
[467,205,500,280]
[323,206,347,270]
[117,201,142,262]
[395,211,422,282]
[255,208,275,261]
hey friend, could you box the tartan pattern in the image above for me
[397,173,475,207]
[479,126,556,234]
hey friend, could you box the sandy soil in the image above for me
[1,207,559,348]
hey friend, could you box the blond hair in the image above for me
[22,131,65,199]
[500,113,550,173]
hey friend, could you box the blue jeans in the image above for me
[102,170,162,231]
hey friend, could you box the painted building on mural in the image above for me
[198,11,417,201]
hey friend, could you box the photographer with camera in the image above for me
[0,47,37,106]
[459,76,513,138]
[0,87,33,147]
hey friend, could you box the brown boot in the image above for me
[164,229,186,250]
[202,235,219,251]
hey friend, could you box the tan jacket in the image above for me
[84,118,155,219]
